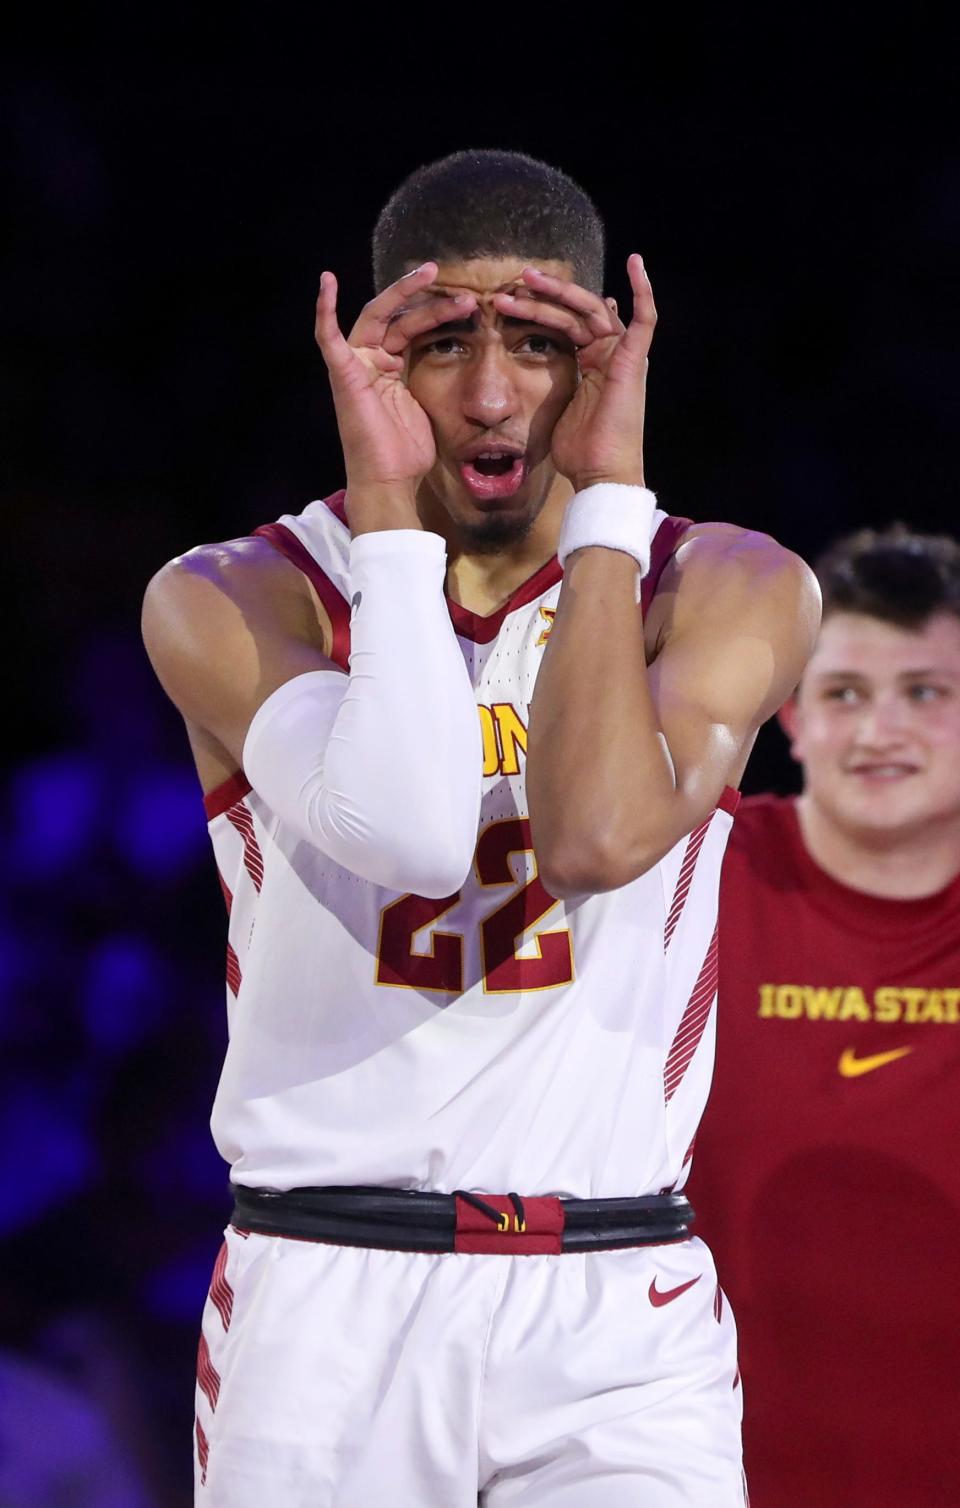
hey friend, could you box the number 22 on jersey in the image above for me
[376,817,574,995]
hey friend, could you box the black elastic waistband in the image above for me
[230,1184,694,1255]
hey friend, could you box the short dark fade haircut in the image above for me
[372,149,605,295]
[815,523,960,630]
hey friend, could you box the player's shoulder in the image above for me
[663,521,821,662]
[144,533,298,630]
[674,521,817,602]
[143,493,346,624]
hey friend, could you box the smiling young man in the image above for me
[690,525,960,1507]
[142,150,817,1506]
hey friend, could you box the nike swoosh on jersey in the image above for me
[648,1275,701,1308]
[838,1045,913,1078]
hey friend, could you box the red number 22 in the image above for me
[376,817,574,996]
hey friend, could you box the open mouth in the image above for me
[459,452,528,501]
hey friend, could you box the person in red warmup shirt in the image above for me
[691,523,960,1508]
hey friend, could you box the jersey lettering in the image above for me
[477,818,574,993]
[477,703,528,778]
[376,892,463,993]
[536,606,556,646]
[756,982,960,1025]
[375,818,573,996]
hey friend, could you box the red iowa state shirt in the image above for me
[690,794,960,1508]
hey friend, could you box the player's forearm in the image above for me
[528,548,680,896]
[344,483,422,537]
[244,531,482,896]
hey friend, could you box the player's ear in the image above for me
[777,694,802,760]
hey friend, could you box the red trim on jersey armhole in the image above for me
[204,771,253,822]
[254,519,351,671]
[447,557,565,644]
[641,514,693,613]
[324,489,348,524]
[717,786,740,815]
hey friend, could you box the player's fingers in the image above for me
[316,273,404,380]
[617,255,657,360]
[627,253,658,328]
[314,271,358,373]
[348,262,441,346]
[491,292,595,348]
[380,294,477,355]
[519,266,622,337]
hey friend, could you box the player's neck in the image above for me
[426,483,570,618]
[796,794,960,900]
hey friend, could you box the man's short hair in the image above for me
[372,149,605,295]
[815,523,960,630]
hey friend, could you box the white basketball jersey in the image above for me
[204,492,738,1199]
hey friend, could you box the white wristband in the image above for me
[557,484,657,578]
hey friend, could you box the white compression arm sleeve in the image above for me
[242,530,482,897]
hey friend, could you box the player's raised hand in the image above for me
[493,254,655,490]
[315,265,477,497]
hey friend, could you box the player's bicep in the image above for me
[141,541,340,766]
[648,633,777,808]
[648,543,820,807]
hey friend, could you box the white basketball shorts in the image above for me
[194,1227,745,1505]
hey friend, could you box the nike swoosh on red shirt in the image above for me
[838,1045,912,1078]
[649,1275,701,1308]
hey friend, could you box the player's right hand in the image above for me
[315,265,476,497]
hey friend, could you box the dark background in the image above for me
[2,32,956,1504]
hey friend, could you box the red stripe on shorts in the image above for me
[195,1415,210,1484]
[209,1241,234,1331]
[197,1333,221,1411]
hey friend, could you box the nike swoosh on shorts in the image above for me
[648,1275,701,1308]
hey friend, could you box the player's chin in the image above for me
[841,781,941,834]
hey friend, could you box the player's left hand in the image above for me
[493,254,655,490]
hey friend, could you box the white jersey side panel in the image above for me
[205,498,736,1198]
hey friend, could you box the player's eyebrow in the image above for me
[425,315,561,331]
[814,669,869,680]
[815,666,959,682]
[407,313,571,340]
[894,666,960,680]
[401,315,479,337]
[397,284,570,335]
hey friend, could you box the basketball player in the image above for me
[142,150,818,1505]
[690,526,960,1507]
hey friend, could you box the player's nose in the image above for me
[460,344,519,427]
[854,692,911,747]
